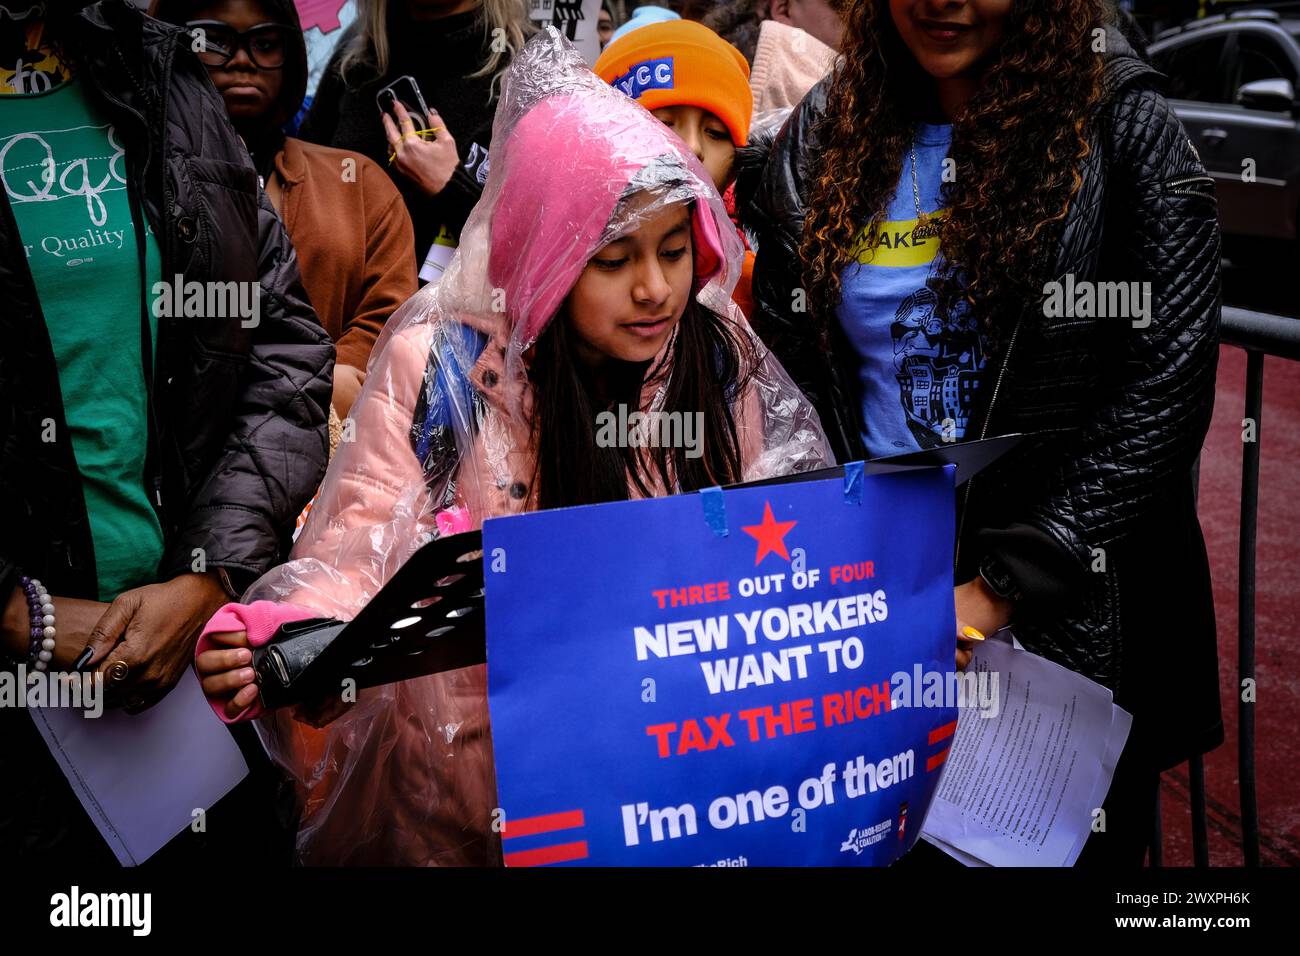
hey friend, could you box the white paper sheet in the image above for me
[29,669,249,866]
[1067,702,1133,864]
[919,632,1131,867]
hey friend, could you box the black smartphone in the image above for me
[376,75,430,126]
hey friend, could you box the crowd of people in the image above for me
[1,0,1222,868]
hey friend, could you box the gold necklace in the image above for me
[909,139,942,242]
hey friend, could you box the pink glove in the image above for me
[435,505,472,536]
[195,600,318,723]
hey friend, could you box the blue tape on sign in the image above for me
[843,460,864,504]
[700,486,728,536]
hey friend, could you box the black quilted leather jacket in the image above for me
[745,30,1223,766]
[0,1,334,600]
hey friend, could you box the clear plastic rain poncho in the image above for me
[245,27,833,865]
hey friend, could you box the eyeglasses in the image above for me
[186,20,290,70]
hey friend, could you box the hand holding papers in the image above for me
[919,630,1132,867]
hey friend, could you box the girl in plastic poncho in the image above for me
[194,27,833,866]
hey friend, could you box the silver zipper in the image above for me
[1166,174,1214,189]
[1167,174,1215,200]
[954,315,1022,569]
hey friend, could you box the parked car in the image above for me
[1150,8,1300,263]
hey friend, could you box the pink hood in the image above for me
[487,86,728,348]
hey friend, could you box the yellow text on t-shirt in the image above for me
[848,211,949,268]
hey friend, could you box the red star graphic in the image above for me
[742,501,797,565]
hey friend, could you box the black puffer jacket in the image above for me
[745,29,1223,768]
[0,0,333,601]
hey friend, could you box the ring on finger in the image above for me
[106,660,130,686]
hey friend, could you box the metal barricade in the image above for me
[1175,307,1300,866]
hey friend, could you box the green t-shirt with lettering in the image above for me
[0,77,165,601]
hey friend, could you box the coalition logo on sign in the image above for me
[840,818,892,855]
[612,56,675,100]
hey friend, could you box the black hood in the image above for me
[152,0,308,125]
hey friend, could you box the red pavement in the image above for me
[1158,345,1300,866]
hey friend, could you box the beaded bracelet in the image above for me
[18,574,55,672]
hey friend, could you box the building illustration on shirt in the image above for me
[837,125,987,457]
[890,284,984,447]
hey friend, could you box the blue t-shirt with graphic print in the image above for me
[836,123,986,458]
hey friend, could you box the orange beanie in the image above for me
[594,20,752,146]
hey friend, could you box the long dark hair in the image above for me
[800,0,1105,350]
[529,294,755,510]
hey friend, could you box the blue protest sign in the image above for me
[483,466,958,866]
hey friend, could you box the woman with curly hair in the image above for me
[746,0,1223,865]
